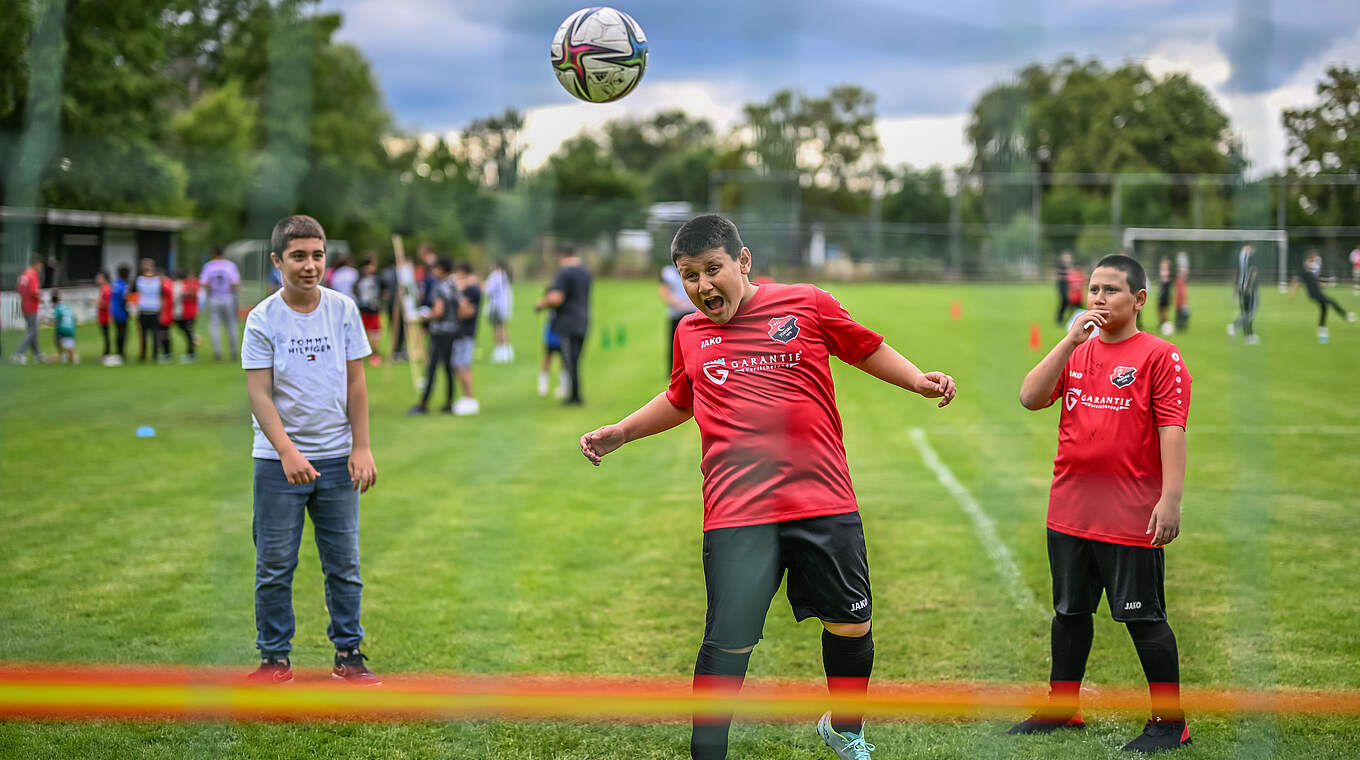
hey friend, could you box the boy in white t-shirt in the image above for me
[241,215,380,685]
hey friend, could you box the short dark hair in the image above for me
[116,264,130,279]
[455,261,473,275]
[29,254,43,266]
[270,214,326,255]
[557,243,576,257]
[671,214,743,263]
[50,290,61,303]
[434,256,453,273]
[211,246,224,258]
[1094,253,1147,293]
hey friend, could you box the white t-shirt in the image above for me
[242,288,372,460]
[136,275,162,313]
[330,266,359,301]
[1350,248,1360,271]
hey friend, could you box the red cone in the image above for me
[1028,322,1042,351]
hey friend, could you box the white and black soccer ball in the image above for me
[550,7,648,103]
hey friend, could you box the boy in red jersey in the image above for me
[1012,253,1192,753]
[579,215,957,760]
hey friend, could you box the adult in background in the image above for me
[11,255,44,364]
[1055,250,1076,326]
[330,255,359,302]
[1295,249,1355,344]
[1228,244,1260,345]
[536,245,592,406]
[200,246,241,361]
[660,262,697,375]
[485,260,514,363]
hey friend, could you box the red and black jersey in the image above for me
[1047,331,1192,546]
[667,283,883,531]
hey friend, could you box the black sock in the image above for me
[691,643,751,760]
[1127,620,1182,722]
[1049,613,1093,713]
[822,628,874,735]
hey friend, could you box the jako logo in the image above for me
[702,358,729,385]
[1069,370,1083,379]
[700,336,722,349]
[1110,365,1138,388]
[1065,388,1082,411]
[1124,601,1142,610]
[767,315,799,343]
[849,599,868,612]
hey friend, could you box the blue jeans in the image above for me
[253,457,364,656]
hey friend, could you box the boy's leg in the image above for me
[209,301,224,358]
[779,513,874,736]
[252,458,311,658]
[115,320,127,359]
[1099,541,1184,723]
[307,458,365,653]
[101,323,110,356]
[560,332,585,403]
[693,524,782,760]
[179,320,196,357]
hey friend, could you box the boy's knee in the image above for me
[822,620,871,638]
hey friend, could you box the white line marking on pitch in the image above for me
[909,427,1045,618]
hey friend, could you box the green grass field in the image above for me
[1,279,1358,758]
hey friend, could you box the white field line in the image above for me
[908,427,1045,618]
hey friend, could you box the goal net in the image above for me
[1122,227,1289,288]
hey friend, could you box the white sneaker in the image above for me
[1159,321,1174,336]
[1245,335,1260,345]
[453,397,480,416]
[1347,312,1357,323]
[12,354,26,365]
[537,372,549,397]
[1226,322,1237,337]
[503,345,514,362]
[1319,327,1330,344]
[816,711,875,759]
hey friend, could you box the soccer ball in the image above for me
[550,7,648,103]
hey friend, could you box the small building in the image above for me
[1,206,196,288]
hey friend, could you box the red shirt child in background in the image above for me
[1013,254,1192,753]
[96,270,113,362]
[578,214,958,759]
[160,271,200,362]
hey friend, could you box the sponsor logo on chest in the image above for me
[701,351,805,386]
[1110,365,1138,388]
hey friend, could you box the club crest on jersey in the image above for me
[702,358,729,385]
[767,315,799,343]
[1065,388,1082,411]
[1110,365,1137,388]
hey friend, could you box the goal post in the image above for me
[1122,227,1289,289]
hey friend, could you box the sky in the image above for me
[319,0,1360,176]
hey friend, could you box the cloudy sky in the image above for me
[319,0,1360,176]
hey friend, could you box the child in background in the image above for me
[52,291,78,364]
[110,265,130,366]
[96,270,113,364]
[485,260,514,363]
[1174,260,1190,332]
[354,256,384,366]
[161,270,200,362]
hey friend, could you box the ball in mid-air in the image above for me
[550,7,648,103]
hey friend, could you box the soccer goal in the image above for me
[1122,227,1289,288]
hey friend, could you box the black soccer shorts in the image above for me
[701,512,871,650]
[1048,528,1167,623]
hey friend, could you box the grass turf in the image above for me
[0,279,1357,758]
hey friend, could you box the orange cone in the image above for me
[1028,322,1042,351]
[950,301,962,321]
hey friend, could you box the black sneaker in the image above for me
[1122,718,1190,753]
[438,403,454,414]
[332,649,381,686]
[1007,710,1085,734]
[245,655,293,684]
[406,405,428,416]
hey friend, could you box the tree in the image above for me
[543,134,643,252]
[461,108,525,191]
[1282,66,1360,228]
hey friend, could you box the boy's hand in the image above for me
[916,371,957,407]
[349,447,377,493]
[1146,499,1181,546]
[1067,308,1109,346]
[282,452,320,485]
[580,425,627,466]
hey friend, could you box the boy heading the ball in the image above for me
[579,215,957,760]
[1013,254,1192,753]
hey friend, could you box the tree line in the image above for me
[2,1,1357,271]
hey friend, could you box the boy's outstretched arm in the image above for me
[1018,308,1109,410]
[580,392,693,466]
[852,343,957,408]
[1147,425,1185,546]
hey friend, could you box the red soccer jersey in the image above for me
[97,283,111,325]
[17,269,41,315]
[1047,331,1191,546]
[667,283,884,531]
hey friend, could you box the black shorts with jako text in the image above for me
[702,512,871,650]
[1048,528,1166,622]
